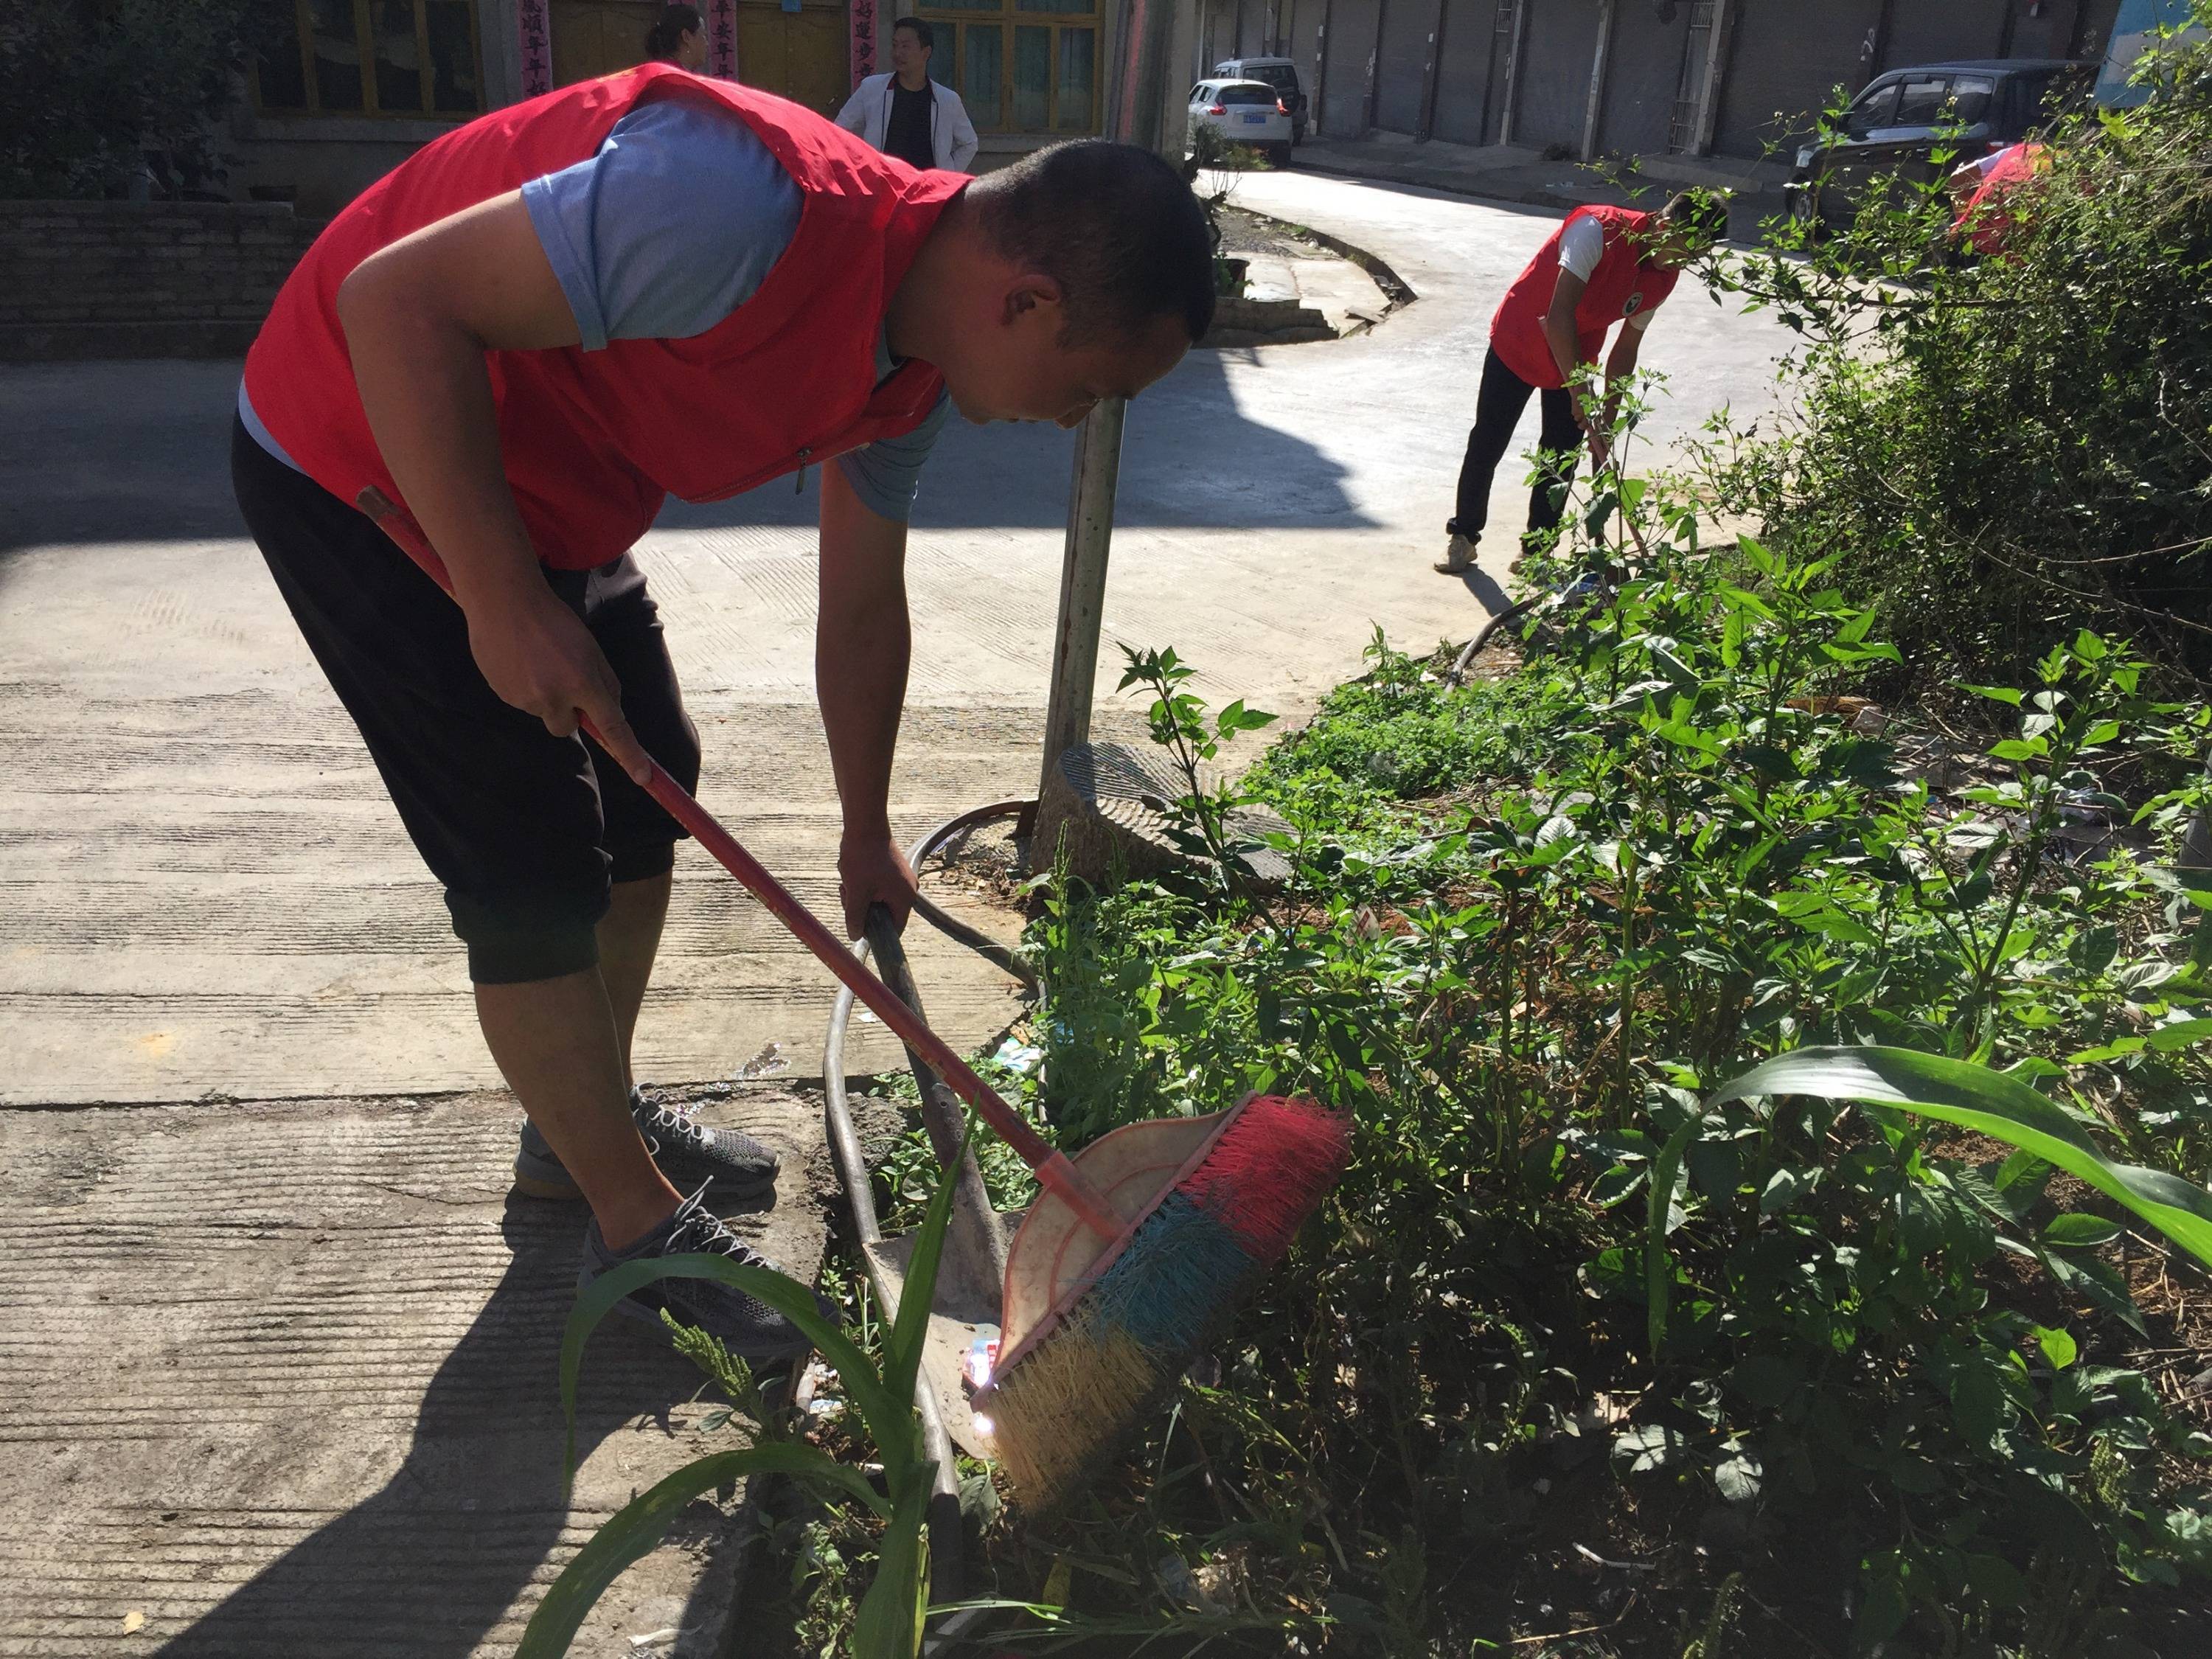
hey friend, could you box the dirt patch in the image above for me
[1214,204,1330,261]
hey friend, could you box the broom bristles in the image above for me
[984,1094,1349,1508]
[1179,1095,1349,1260]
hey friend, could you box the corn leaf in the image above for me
[1708,1046,2212,1269]
[851,1468,934,1659]
[515,1444,886,1659]
[560,1254,900,1485]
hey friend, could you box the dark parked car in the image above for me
[1783,59,2093,232]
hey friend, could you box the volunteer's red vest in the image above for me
[1489,206,1678,390]
[1955,141,2049,257]
[243,65,964,571]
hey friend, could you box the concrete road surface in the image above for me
[0,172,1794,1655]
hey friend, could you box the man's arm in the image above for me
[944,89,980,172]
[833,81,872,137]
[1591,321,1647,467]
[1543,267,1591,423]
[817,461,919,936]
[335,191,650,781]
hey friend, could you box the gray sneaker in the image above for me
[515,1088,781,1203]
[580,1185,829,1365]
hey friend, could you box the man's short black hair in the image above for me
[967,139,1216,345]
[1661,189,1729,246]
[892,15,933,50]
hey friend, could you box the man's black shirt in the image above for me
[884,80,936,170]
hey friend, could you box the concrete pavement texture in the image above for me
[1285,133,1793,242]
[0,173,1796,1652]
[0,1086,842,1657]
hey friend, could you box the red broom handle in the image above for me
[355,489,1120,1237]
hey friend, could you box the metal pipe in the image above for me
[819,801,1042,1618]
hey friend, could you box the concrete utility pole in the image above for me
[1417,0,1450,139]
[1364,0,1388,131]
[1039,0,1175,802]
[1691,0,1729,155]
[1037,400,1127,804]
[1314,0,1333,137]
[1581,0,1618,161]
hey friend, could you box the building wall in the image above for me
[1321,0,1385,131]
[0,201,324,361]
[1598,0,1691,156]
[1285,0,2118,163]
[228,116,467,220]
[1885,0,2012,68]
[1514,0,1600,152]
[1712,0,1880,156]
[1284,0,1326,114]
[1429,0,1504,145]
[1377,0,1440,132]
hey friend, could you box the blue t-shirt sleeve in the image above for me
[521,100,802,351]
[838,391,949,524]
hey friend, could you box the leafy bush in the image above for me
[992,529,2212,1650]
[1704,13,2212,688]
[0,0,282,198]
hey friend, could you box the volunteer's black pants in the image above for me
[231,418,701,984]
[1449,346,1583,544]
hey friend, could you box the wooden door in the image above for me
[737,1,851,118]
[550,0,661,85]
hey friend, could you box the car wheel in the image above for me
[1270,142,1293,168]
[1790,187,1826,243]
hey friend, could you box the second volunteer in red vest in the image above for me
[232,63,1214,1363]
[1437,192,1726,575]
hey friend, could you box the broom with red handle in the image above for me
[358,486,1349,1504]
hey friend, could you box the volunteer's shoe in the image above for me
[580,1186,829,1365]
[515,1088,781,1203]
[1434,532,1476,574]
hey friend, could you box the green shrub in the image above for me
[0,0,283,198]
[1705,11,2212,689]
[1006,563,2212,1649]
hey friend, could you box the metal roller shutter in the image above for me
[1885,0,2011,69]
[1323,0,1385,131]
[1377,0,1438,131]
[1599,0,1691,156]
[1430,0,1503,144]
[1514,0,1601,153]
[1712,0,1881,156]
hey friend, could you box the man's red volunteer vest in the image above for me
[1489,205,1678,391]
[243,64,964,571]
[1955,141,2050,258]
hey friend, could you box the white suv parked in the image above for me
[1189,78,1293,165]
[1214,56,1309,144]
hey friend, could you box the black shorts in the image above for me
[230,417,701,984]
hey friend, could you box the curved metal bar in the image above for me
[819,801,1038,1617]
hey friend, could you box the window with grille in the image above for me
[917,0,1100,135]
[253,0,485,117]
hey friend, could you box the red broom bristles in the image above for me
[983,1094,1349,1508]
[1178,1095,1350,1261]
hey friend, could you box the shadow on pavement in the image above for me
[154,1199,729,1658]
[1,341,1372,565]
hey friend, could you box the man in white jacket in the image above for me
[835,18,980,173]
